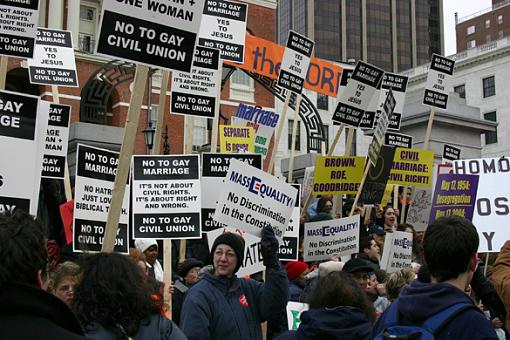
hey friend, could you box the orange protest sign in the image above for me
[225,34,343,97]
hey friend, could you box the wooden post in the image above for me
[344,127,355,156]
[400,187,408,224]
[393,186,398,209]
[287,95,302,183]
[267,91,292,173]
[327,124,345,156]
[350,162,372,216]
[423,107,435,150]
[0,56,8,90]
[102,65,149,253]
[210,60,223,153]
[153,71,170,154]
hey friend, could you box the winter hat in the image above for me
[342,258,373,274]
[134,239,158,253]
[284,261,308,280]
[211,232,245,273]
[178,258,204,278]
[369,224,385,236]
[319,260,344,277]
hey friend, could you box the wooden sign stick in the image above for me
[267,91,292,173]
[423,107,436,150]
[102,65,149,253]
[0,56,7,90]
[287,95,302,183]
[327,124,345,156]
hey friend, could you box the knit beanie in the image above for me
[284,261,308,280]
[178,258,204,278]
[211,232,245,274]
[134,239,158,253]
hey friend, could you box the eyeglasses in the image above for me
[214,250,237,259]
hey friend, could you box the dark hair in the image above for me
[359,236,374,252]
[316,196,332,213]
[0,210,47,287]
[48,261,81,292]
[72,253,159,338]
[397,223,415,233]
[423,216,479,282]
[309,271,375,323]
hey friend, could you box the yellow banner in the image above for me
[219,125,255,153]
[380,185,394,206]
[388,148,434,187]
[313,156,366,194]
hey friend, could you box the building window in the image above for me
[322,125,329,142]
[499,30,504,39]
[498,15,503,24]
[288,120,301,151]
[454,84,466,99]
[78,34,93,53]
[484,111,498,144]
[192,124,207,151]
[486,34,492,43]
[229,69,254,102]
[467,40,476,49]
[486,19,491,28]
[317,93,328,110]
[482,76,496,98]
[80,6,95,21]
[466,25,475,35]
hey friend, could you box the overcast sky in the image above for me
[443,0,492,55]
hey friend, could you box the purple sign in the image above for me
[429,174,479,224]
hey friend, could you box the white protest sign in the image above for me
[380,231,413,273]
[171,46,220,118]
[406,188,433,231]
[361,80,381,129]
[277,30,314,94]
[278,184,300,261]
[132,155,201,239]
[333,61,384,128]
[201,153,262,232]
[96,0,205,72]
[0,90,45,215]
[213,158,297,239]
[0,0,39,58]
[207,227,264,277]
[198,0,247,63]
[303,215,359,262]
[375,73,408,131]
[41,103,71,179]
[287,302,309,331]
[231,116,274,159]
[367,89,395,165]
[423,54,455,109]
[443,144,461,163]
[27,28,78,87]
[384,132,413,149]
[301,166,315,203]
[453,157,510,252]
[74,144,129,254]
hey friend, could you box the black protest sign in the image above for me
[201,153,262,232]
[278,30,314,94]
[0,91,38,140]
[278,184,300,261]
[132,155,201,239]
[0,1,39,58]
[76,145,119,182]
[359,145,396,205]
[97,0,205,72]
[0,195,30,214]
[443,144,461,161]
[359,111,376,129]
[375,73,408,131]
[74,219,128,253]
[42,103,70,179]
[384,132,413,149]
[423,54,455,109]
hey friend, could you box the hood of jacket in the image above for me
[202,270,241,295]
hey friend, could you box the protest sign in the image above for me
[214,158,297,239]
[442,144,461,162]
[74,144,129,254]
[423,54,455,109]
[96,0,204,72]
[277,30,314,94]
[406,188,433,231]
[367,90,396,165]
[27,28,78,87]
[201,153,262,232]
[42,103,70,179]
[429,173,479,224]
[380,231,413,273]
[170,46,220,118]
[380,184,394,207]
[287,302,309,331]
[453,158,510,252]
[0,1,39,58]
[0,90,45,215]
[219,125,254,153]
[132,155,201,239]
[333,61,384,127]
[231,115,275,159]
[198,0,247,63]
[388,148,434,187]
[312,156,365,195]
[303,215,359,262]
[359,146,396,205]
[207,227,264,277]
[278,184,300,261]
[375,73,408,130]
[359,111,376,129]
[384,132,413,149]
[301,166,315,203]
[361,79,381,129]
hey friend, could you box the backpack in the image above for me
[374,301,478,340]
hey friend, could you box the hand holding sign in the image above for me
[261,226,280,268]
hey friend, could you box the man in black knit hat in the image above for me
[180,226,289,340]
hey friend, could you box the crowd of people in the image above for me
[2,198,510,339]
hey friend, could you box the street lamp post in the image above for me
[163,125,170,155]
[143,121,156,154]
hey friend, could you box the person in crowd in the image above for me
[284,261,309,302]
[307,195,333,221]
[180,227,288,340]
[343,258,373,291]
[172,258,204,326]
[129,247,148,277]
[490,240,510,335]
[373,216,498,339]
[0,210,86,339]
[397,223,424,264]
[135,239,164,282]
[302,260,344,303]
[308,196,333,222]
[377,206,397,233]
[276,271,375,339]
[48,261,81,306]
[72,252,186,339]
[365,271,391,317]
[368,224,386,251]
[385,268,415,301]
[357,236,381,271]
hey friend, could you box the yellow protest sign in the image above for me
[388,148,434,187]
[219,125,255,153]
[380,185,394,206]
[313,156,366,194]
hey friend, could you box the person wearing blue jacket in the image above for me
[180,226,288,340]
